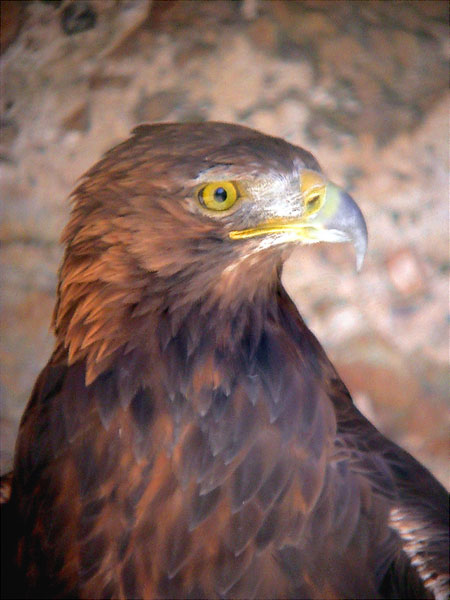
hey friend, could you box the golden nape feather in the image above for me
[1,123,448,600]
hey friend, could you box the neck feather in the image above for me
[53,244,283,385]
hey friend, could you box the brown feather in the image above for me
[3,122,447,600]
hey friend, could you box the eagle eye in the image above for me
[198,181,238,211]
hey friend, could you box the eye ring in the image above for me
[198,181,238,211]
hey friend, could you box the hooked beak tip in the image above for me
[330,189,368,272]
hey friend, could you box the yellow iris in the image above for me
[198,181,238,211]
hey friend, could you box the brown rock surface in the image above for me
[0,0,448,487]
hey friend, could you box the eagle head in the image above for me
[54,122,367,383]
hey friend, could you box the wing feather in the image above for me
[6,283,447,599]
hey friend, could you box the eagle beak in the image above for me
[305,182,368,272]
[229,175,368,271]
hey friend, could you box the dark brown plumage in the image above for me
[1,122,448,599]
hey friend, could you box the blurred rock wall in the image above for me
[1,0,448,485]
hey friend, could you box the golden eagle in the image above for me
[1,123,448,599]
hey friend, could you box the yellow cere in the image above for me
[301,171,326,216]
[198,181,238,211]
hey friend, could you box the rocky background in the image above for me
[1,0,448,486]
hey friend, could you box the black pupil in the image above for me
[214,187,227,203]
